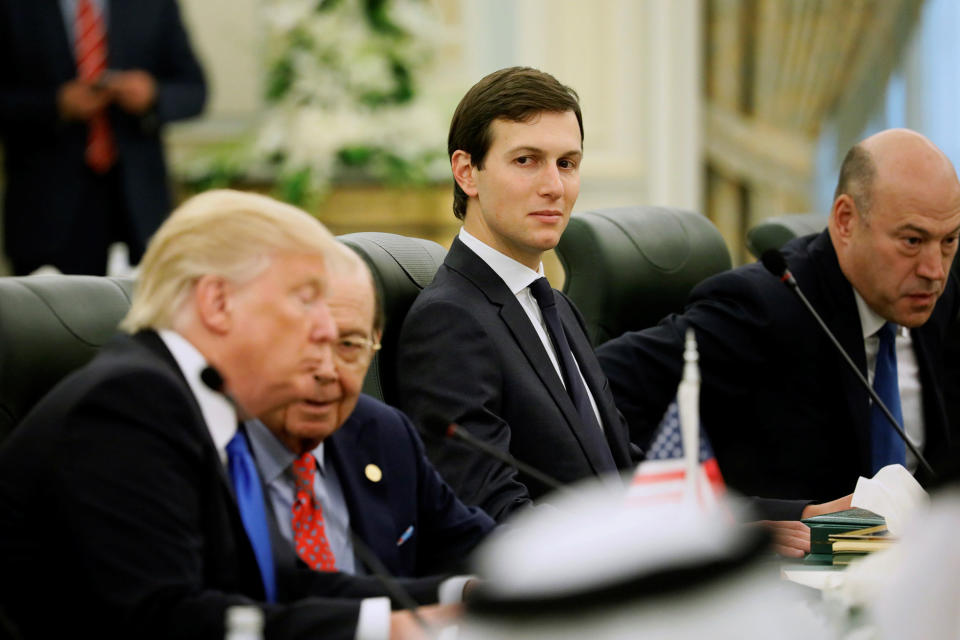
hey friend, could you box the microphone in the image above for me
[200,366,253,421]
[420,415,564,491]
[760,249,935,477]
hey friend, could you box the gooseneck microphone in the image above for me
[200,366,430,629]
[420,415,564,491]
[760,249,935,477]
[200,366,253,421]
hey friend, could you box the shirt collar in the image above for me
[244,417,328,482]
[459,227,545,294]
[158,330,238,464]
[245,418,297,484]
[852,290,896,339]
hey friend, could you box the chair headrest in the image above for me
[337,233,447,404]
[0,276,134,441]
[557,207,731,345]
[745,213,828,259]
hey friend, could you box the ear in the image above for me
[830,193,860,246]
[193,274,233,335]
[451,150,478,197]
[373,328,383,345]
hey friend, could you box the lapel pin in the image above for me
[365,463,382,483]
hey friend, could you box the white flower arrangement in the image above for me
[189,0,449,206]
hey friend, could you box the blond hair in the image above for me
[120,189,337,332]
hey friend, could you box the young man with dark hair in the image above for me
[397,67,635,522]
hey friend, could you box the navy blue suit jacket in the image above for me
[0,0,206,268]
[326,395,496,577]
[598,232,959,518]
[397,238,635,522]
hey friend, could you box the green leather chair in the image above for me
[556,206,732,346]
[0,233,446,439]
[745,212,828,259]
[0,275,135,442]
[337,232,447,406]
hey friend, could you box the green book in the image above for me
[803,507,885,526]
[802,508,885,562]
[802,552,835,566]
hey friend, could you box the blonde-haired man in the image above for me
[0,190,453,639]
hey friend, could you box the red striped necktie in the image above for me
[74,0,116,173]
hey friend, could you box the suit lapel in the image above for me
[560,301,630,469]
[807,235,872,474]
[912,325,950,478]
[105,0,132,68]
[130,330,265,598]
[445,239,615,473]
[41,1,78,79]
[327,412,400,574]
[133,331,236,492]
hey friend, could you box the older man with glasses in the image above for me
[246,243,496,588]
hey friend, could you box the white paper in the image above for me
[850,464,929,535]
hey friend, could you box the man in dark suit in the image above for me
[598,129,960,524]
[0,190,455,639]
[0,0,206,275]
[396,67,635,522]
[248,244,495,580]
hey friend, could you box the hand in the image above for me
[753,520,810,558]
[104,70,157,114]
[57,79,110,121]
[800,493,853,519]
[389,603,463,639]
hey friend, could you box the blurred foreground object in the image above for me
[628,329,726,511]
[817,485,960,639]
[460,480,832,640]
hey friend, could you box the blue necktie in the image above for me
[529,278,603,436]
[226,428,277,603]
[869,322,906,474]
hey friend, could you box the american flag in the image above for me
[627,400,725,508]
[627,329,725,510]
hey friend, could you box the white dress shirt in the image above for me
[853,293,924,472]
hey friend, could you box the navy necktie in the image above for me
[870,322,906,474]
[529,278,602,434]
[226,427,277,603]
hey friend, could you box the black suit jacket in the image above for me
[0,331,441,640]
[397,237,635,521]
[0,0,206,268]
[598,232,959,518]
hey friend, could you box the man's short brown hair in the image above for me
[447,66,583,220]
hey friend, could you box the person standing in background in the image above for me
[0,0,206,275]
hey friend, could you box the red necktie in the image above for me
[74,0,116,173]
[291,453,337,571]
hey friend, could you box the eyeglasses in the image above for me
[334,336,381,364]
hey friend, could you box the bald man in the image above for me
[599,129,960,520]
